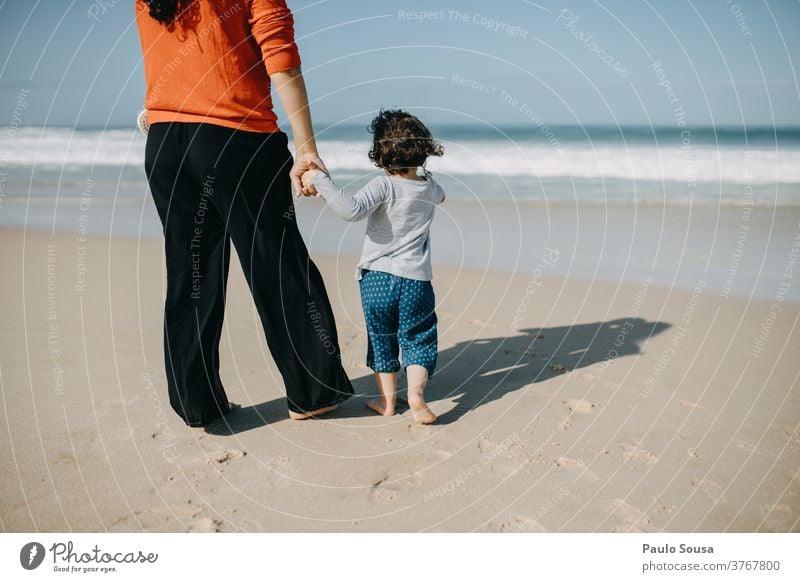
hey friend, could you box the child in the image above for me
[301,109,445,424]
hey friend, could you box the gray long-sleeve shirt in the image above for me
[311,171,446,281]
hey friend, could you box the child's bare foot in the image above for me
[408,394,437,424]
[288,404,337,420]
[368,372,398,416]
[366,398,395,416]
[410,403,437,424]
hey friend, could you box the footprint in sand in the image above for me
[618,438,657,465]
[650,500,678,517]
[563,398,595,414]
[478,435,528,477]
[690,478,725,502]
[188,517,222,533]
[428,448,452,460]
[114,502,205,531]
[557,399,594,431]
[55,451,78,465]
[552,457,599,482]
[576,373,619,389]
[208,449,246,465]
[368,467,423,503]
[369,449,451,502]
[496,514,547,533]
[602,498,650,532]
[369,477,398,502]
[758,503,794,531]
[264,456,296,489]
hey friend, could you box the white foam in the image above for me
[318,140,800,184]
[3,128,799,184]
[2,128,145,167]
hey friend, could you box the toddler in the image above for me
[301,109,445,424]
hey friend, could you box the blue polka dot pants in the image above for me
[359,269,438,377]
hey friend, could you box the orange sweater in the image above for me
[135,0,301,133]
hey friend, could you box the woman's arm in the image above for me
[272,66,328,197]
[248,0,325,197]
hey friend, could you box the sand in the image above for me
[0,228,798,533]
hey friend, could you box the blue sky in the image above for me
[0,0,798,128]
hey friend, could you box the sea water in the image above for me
[1,124,798,299]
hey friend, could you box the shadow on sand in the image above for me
[423,318,671,424]
[205,317,670,433]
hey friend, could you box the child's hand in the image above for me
[292,154,328,197]
[300,164,324,193]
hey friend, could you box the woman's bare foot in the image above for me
[366,397,395,416]
[288,404,338,420]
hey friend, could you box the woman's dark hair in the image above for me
[140,0,186,26]
[368,109,443,173]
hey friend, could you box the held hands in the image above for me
[300,163,324,195]
[291,152,328,198]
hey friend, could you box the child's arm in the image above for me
[305,170,389,222]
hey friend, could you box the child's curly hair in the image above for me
[368,109,443,173]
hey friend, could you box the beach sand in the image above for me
[1,227,798,533]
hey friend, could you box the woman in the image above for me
[136,0,353,426]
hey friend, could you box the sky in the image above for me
[0,0,798,129]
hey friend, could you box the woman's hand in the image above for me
[291,152,328,197]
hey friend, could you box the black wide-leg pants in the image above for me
[144,122,353,426]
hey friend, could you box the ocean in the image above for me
[2,124,799,300]
[3,125,800,208]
